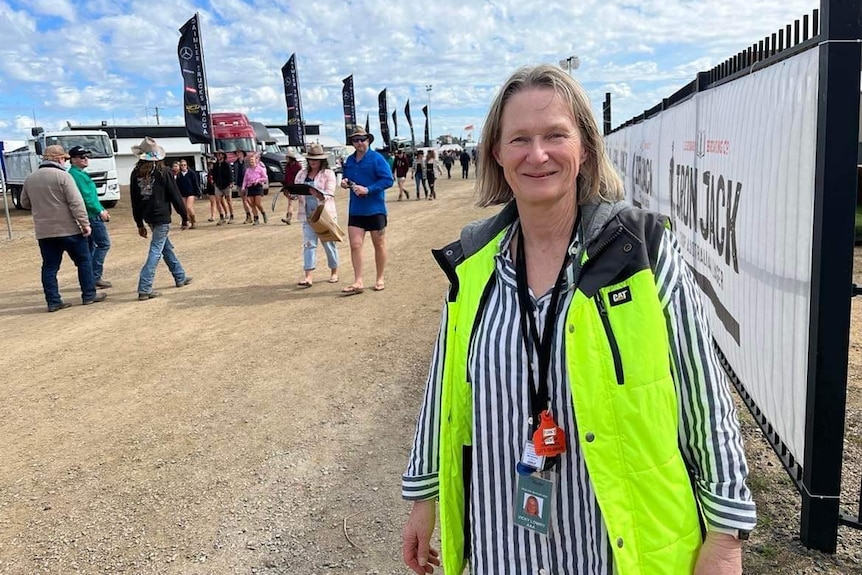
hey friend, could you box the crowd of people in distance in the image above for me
[19,125,411,310]
[391,147,475,201]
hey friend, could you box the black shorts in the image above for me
[247,184,264,197]
[348,214,387,232]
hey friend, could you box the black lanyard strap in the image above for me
[515,212,580,432]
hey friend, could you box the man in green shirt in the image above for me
[68,146,112,289]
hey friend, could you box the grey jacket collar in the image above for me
[460,199,630,260]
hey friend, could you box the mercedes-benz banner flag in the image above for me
[281,54,305,148]
[177,14,211,145]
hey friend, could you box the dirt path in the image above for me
[1,175,860,574]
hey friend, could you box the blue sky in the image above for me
[0,0,818,147]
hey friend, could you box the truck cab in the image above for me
[4,128,120,209]
[212,113,257,164]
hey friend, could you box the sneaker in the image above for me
[243,214,252,224]
[47,302,72,313]
[216,219,224,226]
[82,292,107,305]
[281,218,291,225]
[261,212,268,224]
[229,214,235,222]
[138,291,161,301]
[207,217,215,222]
[95,279,113,289]
[176,276,193,288]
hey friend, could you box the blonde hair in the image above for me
[476,64,623,207]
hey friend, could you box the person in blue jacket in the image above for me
[339,127,394,295]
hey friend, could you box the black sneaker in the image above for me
[176,277,193,288]
[47,302,72,313]
[138,291,162,301]
[82,292,108,305]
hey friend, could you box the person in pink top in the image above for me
[241,154,269,225]
[294,143,339,286]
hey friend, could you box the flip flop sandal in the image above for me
[373,284,385,292]
[341,285,364,296]
[328,277,340,283]
[297,281,313,288]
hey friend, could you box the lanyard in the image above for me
[515,213,580,433]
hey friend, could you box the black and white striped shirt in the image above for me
[403,224,756,575]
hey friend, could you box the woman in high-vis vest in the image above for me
[401,65,756,575]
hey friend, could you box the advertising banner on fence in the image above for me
[342,75,356,145]
[606,48,819,461]
[177,14,211,145]
[281,54,305,148]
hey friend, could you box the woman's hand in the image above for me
[693,532,742,575]
[402,500,440,574]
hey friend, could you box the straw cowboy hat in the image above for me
[131,137,167,161]
[43,145,70,160]
[346,126,374,144]
[304,143,328,160]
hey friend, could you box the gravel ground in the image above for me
[0,178,860,574]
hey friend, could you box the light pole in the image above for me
[425,84,432,146]
[559,55,580,76]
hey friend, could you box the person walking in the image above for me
[339,127,393,295]
[424,149,442,200]
[281,149,303,225]
[401,65,755,575]
[393,149,410,200]
[175,158,200,229]
[234,149,252,224]
[204,158,222,223]
[411,150,428,200]
[20,145,106,312]
[294,143,339,287]
[129,137,193,301]
[242,154,269,225]
[459,149,471,178]
[212,151,234,224]
[442,150,454,179]
[68,145,113,289]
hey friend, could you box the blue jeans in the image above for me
[88,217,111,282]
[302,197,338,271]
[137,223,186,294]
[38,234,96,307]
[414,172,428,197]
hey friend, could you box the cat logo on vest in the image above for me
[608,286,632,307]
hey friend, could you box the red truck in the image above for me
[212,112,256,164]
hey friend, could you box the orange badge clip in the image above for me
[532,410,567,457]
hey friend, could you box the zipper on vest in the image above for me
[594,293,625,385]
[572,225,624,292]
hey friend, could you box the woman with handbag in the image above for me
[295,143,339,287]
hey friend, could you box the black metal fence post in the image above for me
[603,93,611,136]
[801,0,862,552]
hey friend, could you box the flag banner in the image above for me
[422,105,430,147]
[365,114,370,135]
[464,124,474,131]
[404,100,416,147]
[378,89,391,149]
[342,75,357,144]
[392,110,398,138]
[281,54,305,148]
[177,14,211,144]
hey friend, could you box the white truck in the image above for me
[3,128,120,209]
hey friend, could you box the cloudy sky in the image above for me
[0,0,818,147]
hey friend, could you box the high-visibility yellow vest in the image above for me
[435,206,702,575]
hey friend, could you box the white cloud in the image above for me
[0,0,823,142]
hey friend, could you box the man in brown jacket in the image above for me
[21,145,107,312]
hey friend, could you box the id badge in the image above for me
[513,472,555,536]
[520,441,545,471]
